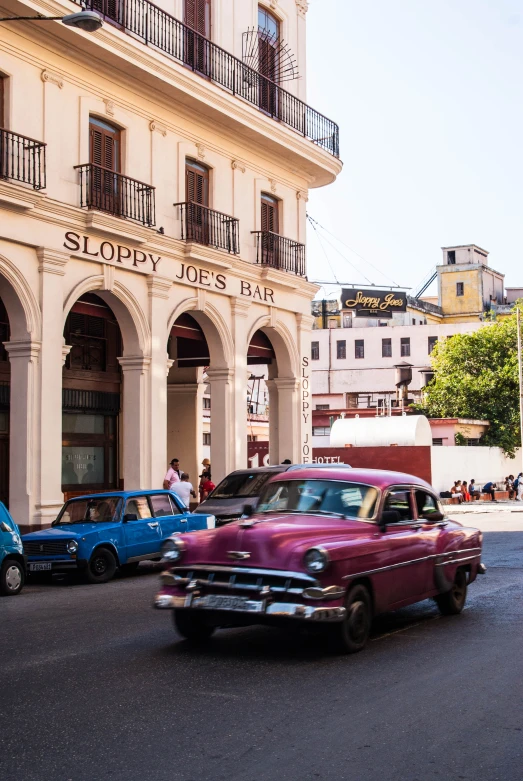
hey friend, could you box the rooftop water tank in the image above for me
[330,415,432,448]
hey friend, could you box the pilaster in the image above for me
[206,368,234,483]
[147,275,172,486]
[118,356,151,490]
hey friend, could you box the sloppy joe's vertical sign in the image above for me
[341,288,407,319]
[301,356,311,462]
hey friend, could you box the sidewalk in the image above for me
[445,501,523,514]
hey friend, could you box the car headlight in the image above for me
[67,539,79,554]
[206,515,216,529]
[304,547,330,574]
[161,537,186,562]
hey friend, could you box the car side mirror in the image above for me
[378,509,402,531]
[242,504,254,518]
[123,513,138,522]
[422,511,445,523]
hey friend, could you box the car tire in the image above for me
[0,559,24,596]
[173,610,215,642]
[435,567,467,615]
[329,583,372,654]
[120,562,140,577]
[86,548,117,584]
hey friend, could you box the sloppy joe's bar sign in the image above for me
[63,232,275,303]
[341,288,407,318]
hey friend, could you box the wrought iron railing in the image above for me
[174,202,240,254]
[73,0,339,157]
[252,231,306,276]
[75,164,156,227]
[0,128,46,190]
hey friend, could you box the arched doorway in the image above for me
[62,293,122,497]
[0,296,10,505]
[246,330,274,467]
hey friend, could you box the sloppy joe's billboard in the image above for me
[341,288,407,319]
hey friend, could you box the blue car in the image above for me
[0,502,25,596]
[22,491,215,584]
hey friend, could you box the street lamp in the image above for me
[0,10,103,32]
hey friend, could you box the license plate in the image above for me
[197,594,263,612]
[29,562,52,572]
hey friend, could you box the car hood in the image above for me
[22,522,118,541]
[179,514,375,571]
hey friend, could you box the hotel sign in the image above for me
[341,288,407,319]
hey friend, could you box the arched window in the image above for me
[0,75,6,129]
[258,5,280,83]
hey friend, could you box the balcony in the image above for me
[252,231,306,277]
[75,164,155,227]
[75,0,339,158]
[174,202,240,254]
[0,128,46,190]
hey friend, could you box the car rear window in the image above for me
[211,472,274,499]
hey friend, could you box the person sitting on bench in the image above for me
[482,481,497,502]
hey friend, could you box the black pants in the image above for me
[486,489,495,501]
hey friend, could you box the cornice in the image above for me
[0,180,47,212]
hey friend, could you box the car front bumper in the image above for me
[27,558,83,572]
[154,591,346,622]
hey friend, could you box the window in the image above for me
[258,5,280,112]
[336,340,346,359]
[89,117,120,172]
[383,489,413,522]
[456,282,464,297]
[447,250,456,265]
[428,336,438,354]
[203,432,211,446]
[124,497,152,520]
[415,491,440,517]
[432,438,443,446]
[89,117,121,215]
[382,338,392,358]
[316,404,330,410]
[186,159,209,206]
[202,397,211,409]
[312,426,330,436]
[400,337,411,357]
[184,0,211,37]
[311,341,319,360]
[150,494,179,517]
[261,193,279,234]
[62,413,117,491]
[355,340,364,359]
[0,75,5,129]
[247,435,258,442]
[256,480,378,519]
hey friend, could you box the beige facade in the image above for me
[0,0,341,530]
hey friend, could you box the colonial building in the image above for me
[0,0,341,530]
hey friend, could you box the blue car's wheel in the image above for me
[86,548,117,584]
[0,559,24,596]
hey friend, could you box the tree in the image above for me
[416,308,521,456]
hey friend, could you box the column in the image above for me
[274,377,301,464]
[230,299,250,472]
[266,378,280,466]
[35,248,69,528]
[118,356,151,490]
[206,368,234,484]
[167,382,204,489]
[4,340,40,531]
[147,275,172,488]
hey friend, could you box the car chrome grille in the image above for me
[166,566,316,596]
[23,540,70,556]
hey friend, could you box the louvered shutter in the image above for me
[0,77,4,128]
[261,195,279,234]
[185,161,209,206]
[185,0,210,36]
[89,120,119,172]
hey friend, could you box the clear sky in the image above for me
[305,0,523,299]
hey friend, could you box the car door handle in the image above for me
[180,519,188,523]
[410,523,422,530]
[148,522,159,528]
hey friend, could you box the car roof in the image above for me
[268,468,434,491]
[64,490,177,501]
[218,463,352,477]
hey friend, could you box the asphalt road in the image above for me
[1,511,522,781]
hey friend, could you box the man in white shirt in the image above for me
[171,473,196,507]
[163,458,181,489]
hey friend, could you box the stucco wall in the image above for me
[430,446,520,493]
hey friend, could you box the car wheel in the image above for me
[435,567,467,615]
[120,562,140,577]
[329,583,372,654]
[86,548,117,584]
[0,559,24,596]
[173,610,215,643]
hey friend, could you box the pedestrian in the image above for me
[200,472,216,501]
[163,458,181,489]
[482,481,497,502]
[171,473,196,508]
[518,479,523,503]
[505,475,515,500]
[462,480,471,502]
[199,458,211,503]
[469,479,480,501]
[514,473,522,500]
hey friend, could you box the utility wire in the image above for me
[308,216,341,284]
[309,221,374,285]
[307,214,401,288]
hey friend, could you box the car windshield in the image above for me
[256,480,378,519]
[53,497,123,525]
[210,472,274,499]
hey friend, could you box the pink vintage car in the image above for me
[154,468,485,653]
